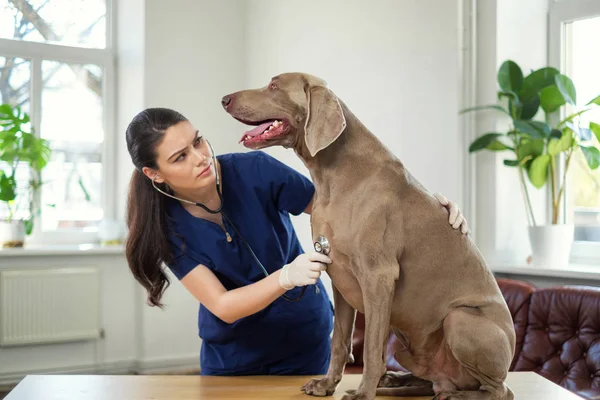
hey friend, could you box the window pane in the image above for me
[0,0,106,49]
[0,56,30,109]
[565,16,600,243]
[0,56,31,222]
[40,61,103,231]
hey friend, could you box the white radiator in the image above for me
[0,267,101,346]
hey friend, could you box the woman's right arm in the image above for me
[180,252,331,324]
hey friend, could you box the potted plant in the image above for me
[0,103,51,248]
[462,60,600,267]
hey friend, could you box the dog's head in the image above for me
[221,72,346,157]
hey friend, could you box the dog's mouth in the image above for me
[237,118,290,148]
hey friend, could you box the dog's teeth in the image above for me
[273,121,280,127]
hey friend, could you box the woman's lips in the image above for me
[198,162,212,177]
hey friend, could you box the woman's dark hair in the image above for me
[125,107,188,308]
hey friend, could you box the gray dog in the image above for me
[221,73,516,400]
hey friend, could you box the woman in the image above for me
[124,107,469,376]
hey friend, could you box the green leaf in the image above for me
[579,128,593,141]
[550,129,562,139]
[519,67,560,100]
[580,146,600,170]
[559,108,592,127]
[498,91,520,102]
[548,139,561,156]
[469,133,508,152]
[539,85,566,114]
[514,120,551,138]
[498,60,524,93]
[566,122,593,141]
[520,96,540,120]
[504,159,520,167]
[0,172,16,202]
[555,74,577,105]
[24,218,34,235]
[517,138,545,161]
[548,132,574,156]
[528,154,551,188]
[590,123,600,144]
[590,122,600,143]
[459,104,510,116]
[78,177,91,201]
[586,94,600,106]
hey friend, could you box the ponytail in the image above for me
[125,169,173,308]
[124,107,188,307]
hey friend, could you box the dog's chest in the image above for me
[311,201,365,312]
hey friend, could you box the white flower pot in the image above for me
[0,220,26,248]
[528,224,574,267]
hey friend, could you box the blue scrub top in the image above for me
[165,151,334,375]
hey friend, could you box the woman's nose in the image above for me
[191,148,207,164]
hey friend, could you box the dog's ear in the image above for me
[304,85,346,157]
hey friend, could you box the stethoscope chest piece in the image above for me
[314,235,331,255]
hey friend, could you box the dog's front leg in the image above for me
[343,271,395,400]
[302,285,356,396]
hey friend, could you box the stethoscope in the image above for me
[151,139,331,302]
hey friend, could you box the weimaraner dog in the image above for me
[221,73,516,400]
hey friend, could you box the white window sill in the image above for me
[492,263,600,281]
[0,243,124,257]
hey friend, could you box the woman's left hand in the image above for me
[433,193,469,235]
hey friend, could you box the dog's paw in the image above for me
[340,390,372,400]
[301,377,337,397]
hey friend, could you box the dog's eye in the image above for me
[269,82,277,90]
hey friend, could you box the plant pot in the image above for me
[0,220,26,248]
[528,224,574,267]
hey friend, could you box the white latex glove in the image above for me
[279,252,331,290]
[433,193,469,235]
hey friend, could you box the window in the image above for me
[0,0,113,244]
[550,0,600,262]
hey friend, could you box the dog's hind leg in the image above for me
[433,308,515,400]
[302,285,356,397]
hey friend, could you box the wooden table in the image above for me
[5,372,583,399]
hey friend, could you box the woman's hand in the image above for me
[279,252,331,290]
[433,193,469,234]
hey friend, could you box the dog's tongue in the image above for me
[245,121,273,137]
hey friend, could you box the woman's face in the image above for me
[143,121,217,196]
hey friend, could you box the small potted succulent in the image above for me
[0,104,51,247]
[462,60,600,267]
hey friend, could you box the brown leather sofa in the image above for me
[345,278,600,400]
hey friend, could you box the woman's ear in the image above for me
[142,166,163,183]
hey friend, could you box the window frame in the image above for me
[0,0,116,245]
[549,0,600,264]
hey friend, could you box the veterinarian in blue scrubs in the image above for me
[124,108,469,376]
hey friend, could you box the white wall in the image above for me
[0,254,138,383]
[138,0,247,369]
[243,0,464,298]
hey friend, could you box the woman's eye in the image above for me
[194,136,204,146]
[175,153,185,162]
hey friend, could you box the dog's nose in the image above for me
[221,95,232,109]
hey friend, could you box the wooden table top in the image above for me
[5,372,583,399]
